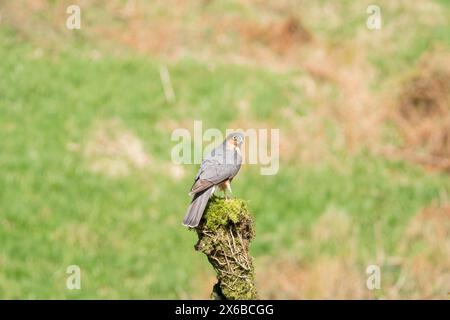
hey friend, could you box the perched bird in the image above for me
[182,132,244,228]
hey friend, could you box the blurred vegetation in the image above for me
[0,0,449,299]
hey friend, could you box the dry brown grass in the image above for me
[385,50,450,172]
[83,119,151,177]
[256,256,369,299]
[302,43,382,151]
[5,0,443,170]
[255,206,369,299]
[251,203,450,299]
[394,203,450,298]
[276,40,385,167]
[236,15,312,55]
[311,207,353,243]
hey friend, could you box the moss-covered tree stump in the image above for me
[193,196,258,300]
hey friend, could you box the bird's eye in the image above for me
[233,136,237,141]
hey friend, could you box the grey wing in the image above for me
[190,151,241,195]
[189,158,219,194]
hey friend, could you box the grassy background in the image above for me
[0,0,449,299]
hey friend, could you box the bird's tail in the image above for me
[182,187,214,227]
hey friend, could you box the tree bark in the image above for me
[193,196,258,300]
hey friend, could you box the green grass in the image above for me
[0,27,307,298]
[0,1,449,299]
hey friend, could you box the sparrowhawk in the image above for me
[182,132,244,227]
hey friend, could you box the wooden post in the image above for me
[194,196,258,300]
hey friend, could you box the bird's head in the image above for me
[225,132,244,150]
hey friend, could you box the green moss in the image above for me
[220,264,257,300]
[204,196,250,231]
[195,196,258,300]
